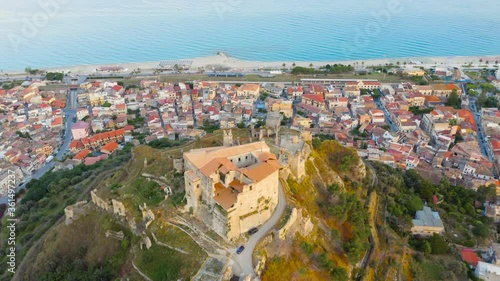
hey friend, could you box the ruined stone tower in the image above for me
[223,129,233,146]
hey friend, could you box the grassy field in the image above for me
[151,221,206,256]
[134,243,206,281]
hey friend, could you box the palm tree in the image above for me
[397,61,400,66]
[486,60,489,65]
[282,63,286,68]
[479,58,483,64]
[292,63,296,68]
[309,63,313,68]
[496,60,499,65]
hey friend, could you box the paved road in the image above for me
[0,88,78,203]
[375,98,398,132]
[57,89,77,160]
[231,183,286,278]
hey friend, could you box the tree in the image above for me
[282,63,286,68]
[476,185,496,204]
[476,92,488,109]
[445,89,461,109]
[45,72,64,81]
[292,63,296,67]
[428,234,448,254]
[472,222,490,238]
[309,63,313,68]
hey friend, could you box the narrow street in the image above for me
[231,183,286,278]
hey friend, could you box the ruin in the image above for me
[279,134,311,179]
[64,201,88,225]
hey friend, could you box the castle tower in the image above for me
[223,129,233,146]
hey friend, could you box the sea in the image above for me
[1,0,499,71]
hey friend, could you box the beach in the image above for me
[20,53,500,74]
[4,53,499,77]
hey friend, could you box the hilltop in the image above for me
[2,129,498,281]
[256,137,494,281]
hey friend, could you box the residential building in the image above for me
[411,206,445,237]
[71,121,90,140]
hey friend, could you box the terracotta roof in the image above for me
[461,248,480,267]
[74,149,91,161]
[101,142,119,154]
[199,157,238,177]
[213,188,238,210]
[302,94,325,103]
[241,162,279,183]
[184,141,270,169]
[229,179,245,193]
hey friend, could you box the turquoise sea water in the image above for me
[1,0,499,70]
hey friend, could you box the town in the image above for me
[1,63,499,199]
[1,62,500,279]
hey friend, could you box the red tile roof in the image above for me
[302,94,324,104]
[112,85,123,92]
[74,149,91,161]
[101,142,119,154]
[461,248,480,267]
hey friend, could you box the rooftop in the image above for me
[412,206,444,228]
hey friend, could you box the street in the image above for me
[231,183,286,278]
[467,94,494,163]
[0,82,80,203]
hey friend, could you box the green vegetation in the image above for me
[45,72,64,81]
[291,64,354,75]
[259,92,269,100]
[16,131,32,139]
[147,138,188,149]
[134,244,204,281]
[36,211,133,281]
[410,106,434,115]
[409,76,428,85]
[130,177,164,206]
[445,89,461,109]
[328,193,370,263]
[476,92,499,109]
[371,162,496,247]
[199,121,219,133]
[25,67,43,75]
[481,83,496,93]
[0,145,134,280]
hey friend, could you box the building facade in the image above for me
[183,142,280,241]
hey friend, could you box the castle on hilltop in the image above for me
[183,141,280,241]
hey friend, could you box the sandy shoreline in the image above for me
[6,53,500,76]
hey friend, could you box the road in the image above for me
[231,183,286,278]
[468,95,494,162]
[57,89,78,160]
[0,84,80,203]
[375,98,398,132]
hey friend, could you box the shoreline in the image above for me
[4,53,500,76]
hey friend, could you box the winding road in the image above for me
[231,182,286,278]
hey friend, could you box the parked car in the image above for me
[236,246,245,254]
[248,227,258,235]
